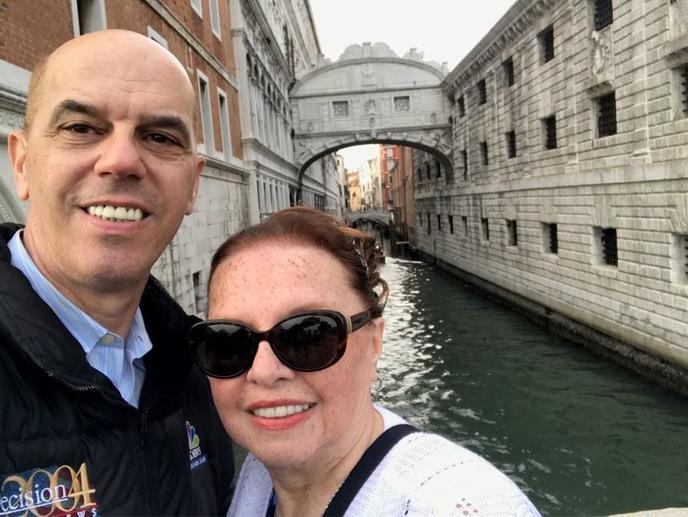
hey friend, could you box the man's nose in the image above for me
[94,129,146,179]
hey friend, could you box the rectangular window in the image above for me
[671,234,688,284]
[462,150,468,180]
[427,213,432,234]
[218,89,232,159]
[539,25,555,63]
[481,218,490,241]
[594,226,618,266]
[434,159,441,178]
[596,91,617,137]
[437,214,442,231]
[593,0,613,31]
[73,0,106,35]
[209,0,221,38]
[147,26,168,48]
[458,95,466,117]
[543,223,558,254]
[394,96,411,112]
[449,215,454,235]
[506,219,518,246]
[462,216,468,237]
[332,100,349,117]
[680,65,688,115]
[480,141,488,166]
[477,79,487,105]
[197,72,214,153]
[543,115,557,150]
[506,130,517,158]
[191,0,203,17]
[503,57,515,87]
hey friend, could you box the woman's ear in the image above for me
[367,317,384,382]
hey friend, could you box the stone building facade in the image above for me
[414,0,688,377]
[0,0,249,316]
[229,0,339,220]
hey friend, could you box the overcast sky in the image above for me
[308,0,516,170]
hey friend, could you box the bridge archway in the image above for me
[289,42,453,189]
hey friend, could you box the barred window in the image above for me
[481,218,490,241]
[543,115,557,150]
[462,150,468,180]
[462,216,468,237]
[425,162,431,181]
[477,79,487,105]
[595,227,618,266]
[597,92,617,137]
[416,167,422,183]
[503,57,515,87]
[427,213,431,234]
[458,95,466,117]
[593,0,613,31]
[539,25,555,63]
[544,223,558,254]
[435,159,442,178]
[680,65,688,115]
[506,219,518,246]
[506,130,517,158]
[449,215,454,235]
[394,96,410,112]
[437,214,442,231]
[671,234,688,283]
[480,141,489,166]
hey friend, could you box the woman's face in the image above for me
[207,241,384,471]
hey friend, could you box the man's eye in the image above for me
[64,124,95,134]
[147,132,178,146]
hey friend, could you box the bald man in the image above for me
[0,31,234,515]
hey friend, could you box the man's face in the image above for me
[9,32,203,295]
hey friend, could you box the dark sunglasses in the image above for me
[189,309,373,378]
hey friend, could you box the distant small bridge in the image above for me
[344,209,391,228]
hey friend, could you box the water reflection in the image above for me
[376,258,688,516]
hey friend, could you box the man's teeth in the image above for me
[88,205,143,222]
[252,404,311,418]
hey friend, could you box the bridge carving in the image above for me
[290,42,454,183]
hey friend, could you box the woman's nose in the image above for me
[246,341,295,385]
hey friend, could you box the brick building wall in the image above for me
[0,0,248,316]
[416,0,688,373]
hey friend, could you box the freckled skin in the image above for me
[208,241,385,510]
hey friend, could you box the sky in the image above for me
[308,0,516,170]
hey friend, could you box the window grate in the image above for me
[480,141,489,166]
[544,116,557,149]
[462,150,468,180]
[549,223,558,254]
[597,92,617,137]
[594,0,613,31]
[601,227,618,266]
[449,215,454,235]
[458,95,466,117]
[437,214,442,231]
[539,25,554,63]
[503,57,515,87]
[506,130,517,158]
[478,79,487,105]
[506,220,518,246]
[682,66,688,114]
[481,218,490,241]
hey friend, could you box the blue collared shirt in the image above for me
[8,230,152,408]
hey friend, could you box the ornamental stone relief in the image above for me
[591,30,611,76]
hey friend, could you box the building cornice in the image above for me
[142,0,238,89]
[241,0,292,78]
[443,0,560,92]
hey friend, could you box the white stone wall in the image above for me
[429,0,688,369]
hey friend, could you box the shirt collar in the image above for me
[8,230,152,358]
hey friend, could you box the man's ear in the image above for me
[8,131,30,201]
[185,156,204,215]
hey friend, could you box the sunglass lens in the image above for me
[275,314,342,371]
[193,323,256,377]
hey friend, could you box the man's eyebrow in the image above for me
[49,99,99,124]
[141,115,192,146]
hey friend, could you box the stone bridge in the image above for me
[291,42,454,185]
[344,209,391,228]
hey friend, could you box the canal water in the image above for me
[376,258,688,516]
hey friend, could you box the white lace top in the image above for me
[227,405,541,516]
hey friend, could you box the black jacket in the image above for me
[0,223,234,516]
